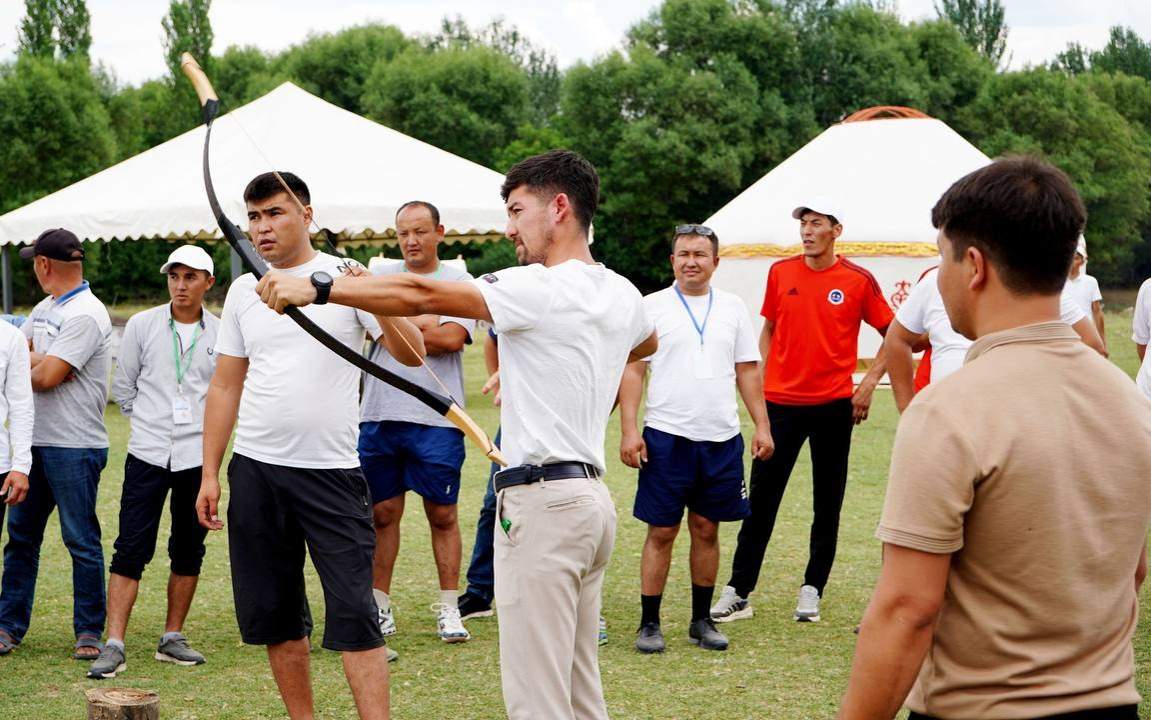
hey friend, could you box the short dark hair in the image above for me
[670,230,719,258]
[500,150,599,231]
[396,200,441,227]
[243,171,311,206]
[931,156,1086,295]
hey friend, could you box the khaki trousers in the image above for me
[495,476,616,720]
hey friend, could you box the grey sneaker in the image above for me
[688,618,729,651]
[385,643,398,662]
[87,644,126,679]
[710,585,753,623]
[794,585,821,623]
[155,633,206,666]
[634,622,665,654]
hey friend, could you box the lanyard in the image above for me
[169,318,202,389]
[673,285,713,347]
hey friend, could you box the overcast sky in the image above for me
[0,0,1149,86]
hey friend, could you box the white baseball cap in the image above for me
[160,245,214,276]
[1075,236,1087,258]
[791,200,843,225]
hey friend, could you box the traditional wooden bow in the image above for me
[179,53,506,467]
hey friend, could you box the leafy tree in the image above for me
[162,0,213,79]
[1090,26,1151,81]
[430,16,561,125]
[278,24,409,114]
[215,45,286,106]
[55,0,91,59]
[16,0,55,59]
[934,0,1008,67]
[0,55,117,214]
[959,68,1151,283]
[1053,43,1089,75]
[362,45,529,168]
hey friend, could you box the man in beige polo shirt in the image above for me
[838,156,1151,720]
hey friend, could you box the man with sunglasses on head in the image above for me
[619,224,773,655]
[711,201,893,626]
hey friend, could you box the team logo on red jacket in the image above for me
[827,289,845,305]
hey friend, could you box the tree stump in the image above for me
[85,688,159,720]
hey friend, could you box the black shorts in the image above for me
[909,706,1138,720]
[226,454,384,652]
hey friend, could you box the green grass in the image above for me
[1,311,1149,719]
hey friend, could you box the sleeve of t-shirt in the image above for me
[875,395,978,554]
[894,275,931,335]
[214,281,250,358]
[111,314,142,414]
[5,331,32,475]
[1088,276,1103,304]
[863,277,894,331]
[1059,285,1086,325]
[733,300,761,363]
[1133,280,1151,345]
[759,266,779,322]
[47,315,103,370]
[355,308,383,340]
[473,266,554,333]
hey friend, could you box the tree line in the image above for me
[2,0,1151,307]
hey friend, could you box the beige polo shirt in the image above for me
[878,321,1151,719]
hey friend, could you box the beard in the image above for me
[515,226,553,266]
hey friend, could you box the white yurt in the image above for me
[706,106,991,356]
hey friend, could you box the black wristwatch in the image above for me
[310,271,334,305]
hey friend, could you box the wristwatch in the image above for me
[310,271,334,305]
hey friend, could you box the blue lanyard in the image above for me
[53,281,89,306]
[673,285,713,347]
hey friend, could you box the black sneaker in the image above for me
[688,618,729,651]
[457,593,494,621]
[634,622,665,654]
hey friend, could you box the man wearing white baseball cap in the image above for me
[88,245,219,679]
[1065,237,1105,348]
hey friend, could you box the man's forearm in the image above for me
[373,315,425,366]
[838,606,935,720]
[617,363,645,432]
[885,338,915,414]
[201,383,241,480]
[861,341,888,388]
[735,364,769,429]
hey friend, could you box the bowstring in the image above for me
[226,113,461,406]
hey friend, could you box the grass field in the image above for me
[1,310,1149,719]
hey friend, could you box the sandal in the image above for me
[73,634,103,660]
[0,629,15,655]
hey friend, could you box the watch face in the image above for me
[312,271,334,286]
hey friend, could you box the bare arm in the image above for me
[29,354,75,391]
[627,330,658,364]
[483,332,499,376]
[618,361,648,468]
[197,354,248,531]
[1091,300,1106,351]
[852,325,889,424]
[758,320,774,365]
[735,360,773,460]
[1139,345,1146,363]
[372,315,426,366]
[837,544,950,720]
[884,320,925,414]
[419,320,469,356]
[1072,315,1107,357]
[259,272,494,323]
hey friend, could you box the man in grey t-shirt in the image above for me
[356,201,476,645]
[0,229,111,660]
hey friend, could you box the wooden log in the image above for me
[85,688,159,720]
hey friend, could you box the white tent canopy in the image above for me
[0,82,510,247]
[706,114,992,356]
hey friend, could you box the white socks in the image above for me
[440,589,457,608]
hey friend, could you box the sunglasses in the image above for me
[674,224,715,237]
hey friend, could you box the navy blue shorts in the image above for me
[358,421,465,505]
[634,427,750,527]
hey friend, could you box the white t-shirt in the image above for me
[215,252,382,469]
[895,269,970,383]
[1131,278,1151,399]
[474,260,653,473]
[1065,273,1103,320]
[642,285,759,442]
[896,268,1087,385]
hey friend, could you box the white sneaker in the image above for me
[710,585,753,623]
[795,585,821,623]
[433,602,470,643]
[377,606,397,637]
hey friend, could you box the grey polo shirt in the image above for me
[23,282,112,449]
[111,304,219,471]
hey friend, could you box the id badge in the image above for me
[693,346,715,379]
[172,395,193,425]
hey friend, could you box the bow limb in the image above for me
[179,53,506,467]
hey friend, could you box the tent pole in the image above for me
[2,246,12,315]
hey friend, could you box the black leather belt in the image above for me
[493,462,600,493]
